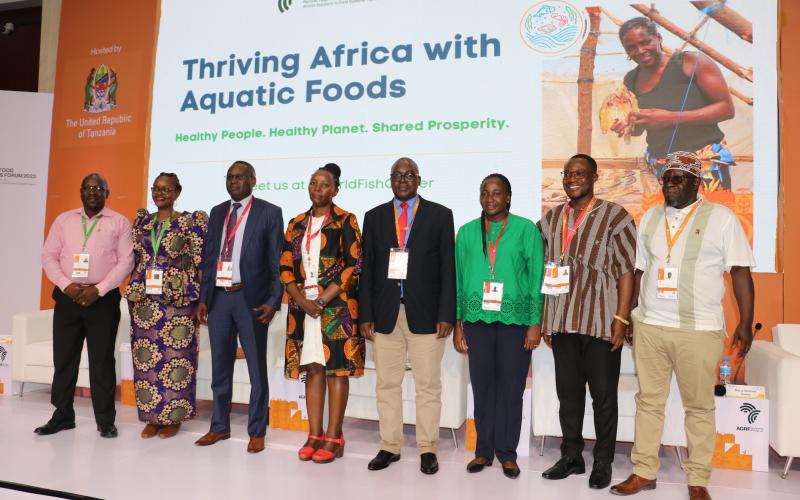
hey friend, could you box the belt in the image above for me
[400,297,405,304]
[217,283,243,292]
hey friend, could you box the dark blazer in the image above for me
[199,197,284,310]
[359,196,456,334]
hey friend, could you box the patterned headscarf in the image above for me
[663,151,702,178]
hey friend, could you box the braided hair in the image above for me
[480,173,512,257]
[156,172,182,192]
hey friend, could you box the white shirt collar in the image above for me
[230,194,253,207]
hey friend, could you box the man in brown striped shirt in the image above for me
[537,154,637,490]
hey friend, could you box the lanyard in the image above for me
[393,201,420,249]
[81,215,102,251]
[305,210,330,255]
[484,215,508,279]
[664,200,702,263]
[222,197,254,256]
[560,197,596,262]
[150,212,173,261]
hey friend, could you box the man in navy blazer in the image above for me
[359,157,456,475]
[195,160,284,453]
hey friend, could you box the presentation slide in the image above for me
[148,0,777,270]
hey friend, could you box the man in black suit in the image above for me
[195,160,284,454]
[359,157,456,475]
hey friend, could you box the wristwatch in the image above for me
[315,298,325,307]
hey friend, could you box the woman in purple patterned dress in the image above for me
[123,173,208,439]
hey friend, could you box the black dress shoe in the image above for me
[97,423,118,438]
[466,457,493,473]
[368,450,401,471]
[420,452,439,475]
[542,456,586,479]
[33,420,76,435]
[589,461,612,489]
[502,460,521,479]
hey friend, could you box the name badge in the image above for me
[541,262,570,295]
[146,268,164,295]
[216,260,234,287]
[482,281,504,311]
[72,253,90,278]
[388,248,409,280]
[656,267,679,300]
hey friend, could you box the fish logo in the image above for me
[520,1,588,56]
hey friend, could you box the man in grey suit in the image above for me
[195,160,284,453]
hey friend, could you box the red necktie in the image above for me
[398,202,408,248]
[222,202,241,260]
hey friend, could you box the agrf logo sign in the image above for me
[735,402,764,432]
[739,402,760,425]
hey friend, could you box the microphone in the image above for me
[714,322,762,396]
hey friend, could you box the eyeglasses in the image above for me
[561,171,589,180]
[390,171,418,182]
[80,185,106,194]
[658,174,693,186]
[226,174,251,182]
[151,186,175,194]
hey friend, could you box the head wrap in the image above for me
[663,151,702,178]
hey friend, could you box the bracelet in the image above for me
[613,314,630,326]
[315,298,325,307]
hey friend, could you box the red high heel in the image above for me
[298,434,325,461]
[311,435,345,464]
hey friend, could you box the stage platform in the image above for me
[0,390,797,499]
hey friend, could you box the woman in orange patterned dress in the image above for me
[281,163,364,464]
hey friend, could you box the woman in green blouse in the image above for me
[453,173,545,479]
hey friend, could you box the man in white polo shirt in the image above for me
[611,151,755,500]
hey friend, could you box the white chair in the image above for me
[12,300,130,395]
[746,324,800,478]
[345,336,469,447]
[532,344,688,460]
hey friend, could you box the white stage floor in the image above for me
[0,390,797,499]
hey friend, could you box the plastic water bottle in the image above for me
[720,357,731,385]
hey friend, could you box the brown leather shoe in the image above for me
[194,431,231,446]
[688,486,711,500]
[141,423,161,439]
[610,474,657,496]
[158,423,181,439]
[247,436,265,454]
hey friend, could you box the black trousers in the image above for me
[464,321,530,462]
[50,287,121,425]
[551,332,621,463]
